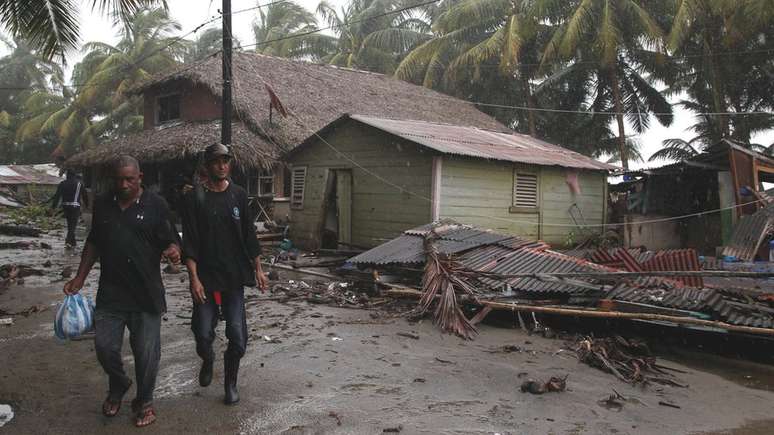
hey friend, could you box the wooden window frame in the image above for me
[510,169,540,213]
[155,92,181,125]
[291,166,307,209]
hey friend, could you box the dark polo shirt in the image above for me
[87,190,178,313]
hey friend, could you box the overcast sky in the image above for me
[33,1,774,168]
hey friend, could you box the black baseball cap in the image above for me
[203,143,233,162]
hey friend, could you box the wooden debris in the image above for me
[575,336,686,387]
[417,228,478,339]
[0,224,41,237]
[520,375,568,394]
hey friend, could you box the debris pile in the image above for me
[417,228,479,339]
[350,220,774,338]
[574,336,684,387]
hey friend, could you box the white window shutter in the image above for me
[513,172,538,208]
[291,167,307,209]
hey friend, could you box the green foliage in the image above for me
[6,204,62,231]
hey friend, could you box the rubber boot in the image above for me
[199,358,214,387]
[223,355,240,405]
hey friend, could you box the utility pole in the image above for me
[221,0,232,147]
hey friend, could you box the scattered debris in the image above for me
[0,223,41,237]
[520,375,567,394]
[382,426,402,433]
[0,404,13,428]
[417,226,479,339]
[327,411,342,426]
[434,357,455,364]
[0,318,13,326]
[42,260,52,268]
[598,391,625,411]
[658,401,681,409]
[575,336,685,387]
[396,332,419,340]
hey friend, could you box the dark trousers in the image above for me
[62,206,80,246]
[94,308,161,406]
[191,288,247,361]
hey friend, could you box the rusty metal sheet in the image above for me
[350,115,616,171]
[640,249,703,288]
[721,205,774,262]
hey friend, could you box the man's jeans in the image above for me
[191,287,247,361]
[62,205,80,246]
[94,308,161,406]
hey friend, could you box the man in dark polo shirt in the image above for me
[63,155,181,428]
[181,143,268,405]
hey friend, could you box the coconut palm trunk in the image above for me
[609,67,628,170]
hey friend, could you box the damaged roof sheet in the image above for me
[0,165,63,185]
[606,285,774,328]
[350,115,617,171]
[349,222,609,294]
[721,204,774,262]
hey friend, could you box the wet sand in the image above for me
[2,227,774,434]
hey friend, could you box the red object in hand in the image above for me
[213,291,222,306]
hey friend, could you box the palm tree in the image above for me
[668,0,774,143]
[0,35,64,112]
[252,1,333,60]
[0,0,167,61]
[24,8,184,156]
[317,0,432,74]
[540,0,671,169]
[396,0,555,136]
[183,27,242,63]
[648,138,702,162]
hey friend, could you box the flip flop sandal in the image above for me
[134,406,157,428]
[102,380,133,417]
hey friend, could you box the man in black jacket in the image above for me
[51,170,89,248]
[63,156,181,427]
[181,143,268,405]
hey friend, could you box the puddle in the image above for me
[699,419,774,435]
[664,350,774,392]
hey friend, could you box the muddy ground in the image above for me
[2,221,774,434]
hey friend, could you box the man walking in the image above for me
[51,170,89,248]
[181,143,268,405]
[63,156,180,427]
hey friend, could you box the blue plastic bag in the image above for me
[54,294,94,339]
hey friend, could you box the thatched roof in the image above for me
[132,51,511,148]
[68,51,510,169]
[66,120,278,169]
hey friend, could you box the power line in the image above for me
[250,60,766,228]
[269,46,774,118]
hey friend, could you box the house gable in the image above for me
[142,79,222,129]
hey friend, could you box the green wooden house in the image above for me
[287,114,617,249]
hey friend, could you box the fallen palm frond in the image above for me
[574,336,686,387]
[417,228,479,339]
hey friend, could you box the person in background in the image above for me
[63,156,181,428]
[51,170,89,248]
[181,143,268,405]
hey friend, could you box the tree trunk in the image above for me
[609,67,628,170]
[704,32,729,138]
[522,75,537,137]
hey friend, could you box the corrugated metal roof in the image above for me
[0,164,63,185]
[721,205,774,262]
[606,285,774,327]
[350,115,617,171]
